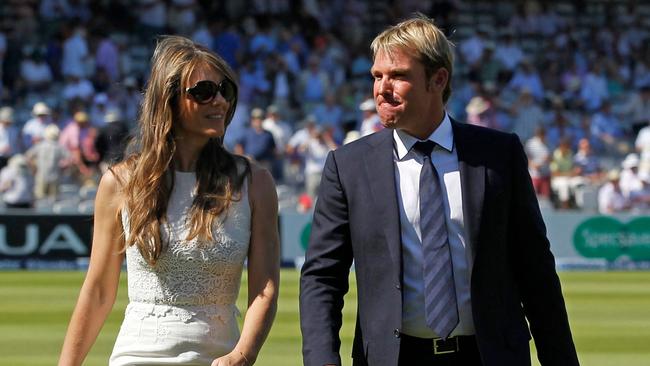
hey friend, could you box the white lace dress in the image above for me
[110,171,250,365]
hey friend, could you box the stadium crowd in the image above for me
[0,0,649,214]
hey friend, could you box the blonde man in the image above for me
[300,14,578,366]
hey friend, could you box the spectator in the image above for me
[299,126,337,199]
[510,87,545,143]
[94,109,130,173]
[574,138,603,182]
[580,62,609,111]
[25,124,68,202]
[637,119,650,175]
[525,126,552,199]
[495,31,524,75]
[629,171,650,211]
[598,169,629,214]
[59,111,99,185]
[550,138,577,209]
[234,108,276,173]
[89,93,112,127]
[0,107,20,170]
[312,92,344,143]
[507,59,545,101]
[22,102,53,150]
[0,154,35,209]
[61,25,89,79]
[459,28,488,67]
[286,115,317,189]
[94,31,120,83]
[619,84,650,134]
[298,55,330,111]
[117,76,142,127]
[358,98,382,137]
[262,104,292,181]
[465,96,497,129]
[620,153,643,199]
[590,100,627,155]
[546,101,578,151]
[19,48,53,91]
[62,69,95,103]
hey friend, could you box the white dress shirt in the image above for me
[394,113,475,338]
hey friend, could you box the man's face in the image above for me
[371,47,445,138]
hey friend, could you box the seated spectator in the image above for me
[510,87,544,143]
[358,98,382,137]
[573,137,604,209]
[598,169,630,214]
[22,102,53,150]
[0,154,35,209]
[19,48,53,91]
[312,92,344,143]
[629,171,650,212]
[0,107,20,170]
[546,113,577,151]
[262,104,292,181]
[574,138,603,183]
[550,138,576,209]
[507,59,544,101]
[25,124,69,202]
[524,126,551,199]
[234,108,276,173]
[62,70,95,103]
[620,153,642,199]
[299,126,337,199]
[590,101,627,155]
[285,116,317,190]
[59,111,99,185]
[618,84,650,134]
[580,62,609,112]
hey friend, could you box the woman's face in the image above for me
[175,64,232,146]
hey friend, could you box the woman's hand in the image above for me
[211,350,250,366]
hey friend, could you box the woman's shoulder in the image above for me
[246,160,277,207]
[105,161,132,189]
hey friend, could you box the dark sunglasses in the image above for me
[185,79,237,104]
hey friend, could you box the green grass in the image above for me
[0,271,649,365]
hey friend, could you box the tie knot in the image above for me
[413,140,436,156]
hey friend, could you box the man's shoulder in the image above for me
[452,120,516,144]
[333,129,391,157]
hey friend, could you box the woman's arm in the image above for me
[58,169,125,366]
[213,165,280,366]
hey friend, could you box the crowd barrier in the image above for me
[1,210,649,270]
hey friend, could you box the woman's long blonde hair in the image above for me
[119,35,249,265]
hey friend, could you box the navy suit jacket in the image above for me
[299,122,579,366]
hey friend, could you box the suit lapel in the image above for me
[452,121,485,258]
[363,129,402,279]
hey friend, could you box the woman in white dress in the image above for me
[59,36,280,366]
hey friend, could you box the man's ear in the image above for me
[429,68,449,93]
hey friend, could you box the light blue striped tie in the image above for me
[413,141,458,339]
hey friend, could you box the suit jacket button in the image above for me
[394,329,401,338]
[395,283,401,290]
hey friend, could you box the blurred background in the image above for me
[0,0,649,365]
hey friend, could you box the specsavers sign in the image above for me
[573,217,650,261]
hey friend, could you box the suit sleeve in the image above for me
[509,134,580,365]
[300,151,353,366]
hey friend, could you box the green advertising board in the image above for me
[573,217,650,261]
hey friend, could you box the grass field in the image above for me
[1,270,649,365]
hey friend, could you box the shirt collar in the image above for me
[393,112,454,160]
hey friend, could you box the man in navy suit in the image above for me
[299,14,579,366]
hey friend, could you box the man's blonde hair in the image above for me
[371,13,454,103]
